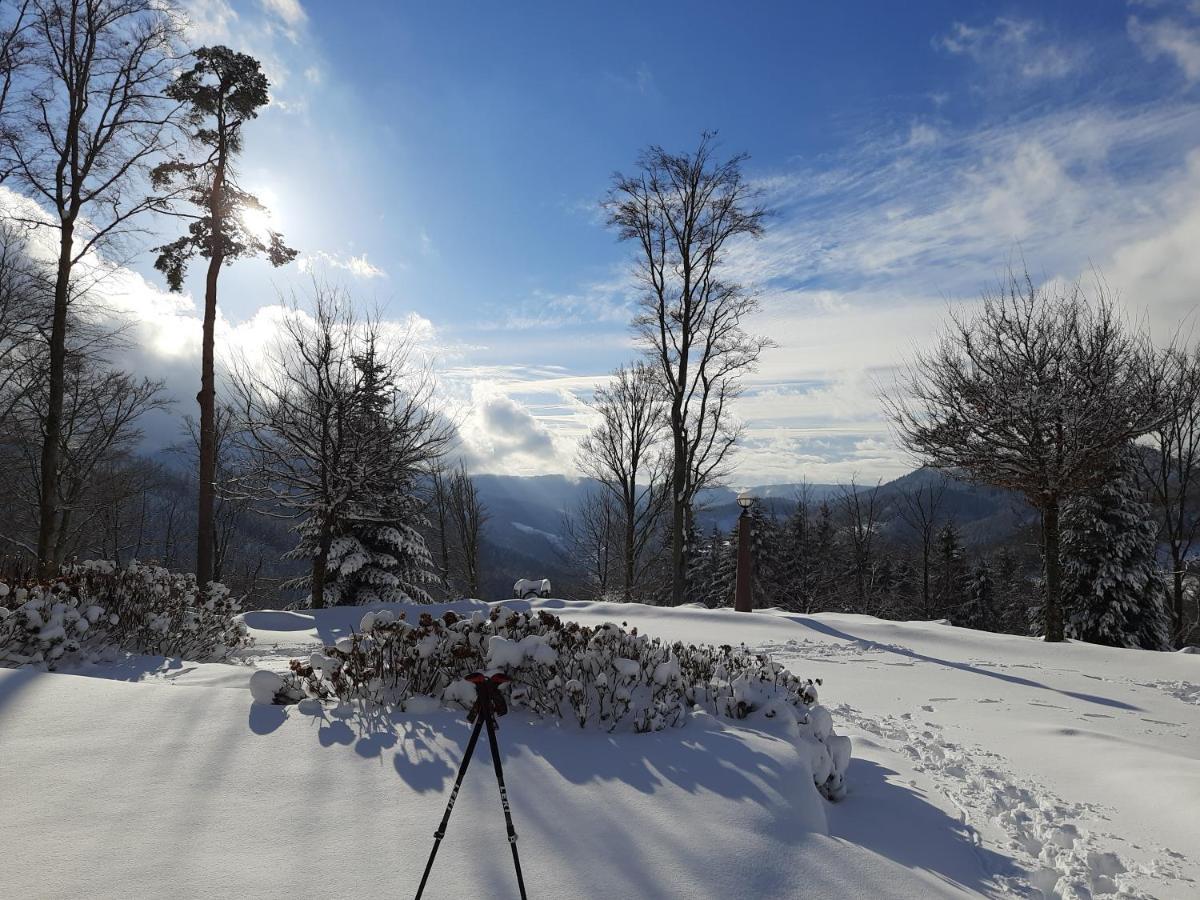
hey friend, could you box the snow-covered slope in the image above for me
[2,600,1198,898]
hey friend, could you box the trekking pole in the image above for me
[413,672,527,900]
[414,707,487,899]
[484,708,527,899]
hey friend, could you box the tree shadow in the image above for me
[69,654,187,682]
[250,691,819,813]
[244,692,1028,897]
[782,616,1142,712]
[828,756,1022,896]
[0,665,38,718]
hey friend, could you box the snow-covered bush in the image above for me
[274,605,850,799]
[87,562,251,659]
[0,561,251,668]
[0,579,113,667]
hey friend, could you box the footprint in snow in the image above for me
[831,702,1185,898]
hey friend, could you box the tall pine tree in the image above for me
[153,46,296,586]
[1061,452,1171,649]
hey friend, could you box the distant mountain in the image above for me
[472,475,591,596]
[695,482,842,533]
[873,467,1036,545]
[473,469,1038,590]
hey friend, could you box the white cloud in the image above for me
[1129,15,1200,81]
[298,250,387,279]
[456,385,572,476]
[906,123,940,149]
[714,91,1200,482]
[177,0,238,43]
[260,0,307,28]
[937,17,1084,83]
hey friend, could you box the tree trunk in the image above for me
[36,223,75,578]
[670,441,687,606]
[438,511,449,592]
[52,506,72,569]
[921,543,931,618]
[1171,551,1184,646]
[196,167,224,587]
[623,500,635,604]
[1042,499,1064,642]
[310,522,333,609]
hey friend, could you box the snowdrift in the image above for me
[2,597,1198,898]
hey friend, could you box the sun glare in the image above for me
[239,205,274,242]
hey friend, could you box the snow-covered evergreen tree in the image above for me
[777,498,832,613]
[934,521,964,618]
[992,546,1035,634]
[235,290,452,608]
[955,558,996,631]
[749,500,781,602]
[688,525,734,608]
[310,342,438,605]
[1061,452,1171,649]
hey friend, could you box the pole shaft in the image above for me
[415,715,486,900]
[485,715,528,900]
[735,508,753,612]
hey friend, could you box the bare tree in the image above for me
[577,362,668,602]
[2,0,182,575]
[895,469,948,618]
[0,223,47,428]
[230,285,452,608]
[3,351,167,564]
[835,477,887,614]
[1137,345,1200,644]
[447,463,487,598]
[0,1,32,180]
[888,273,1165,641]
[607,132,770,605]
[562,489,620,600]
[428,459,453,592]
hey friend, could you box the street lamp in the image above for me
[734,490,755,612]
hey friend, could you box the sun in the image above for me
[239,205,274,242]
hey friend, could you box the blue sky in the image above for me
[10,0,1200,485]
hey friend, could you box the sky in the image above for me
[7,0,1200,486]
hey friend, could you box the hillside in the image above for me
[2,600,1197,898]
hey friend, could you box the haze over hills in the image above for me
[140,448,1036,602]
[474,468,1036,597]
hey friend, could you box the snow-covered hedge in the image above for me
[260,605,851,800]
[0,562,251,668]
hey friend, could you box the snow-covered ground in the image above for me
[1,599,1197,898]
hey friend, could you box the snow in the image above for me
[248,669,285,704]
[1,598,1198,898]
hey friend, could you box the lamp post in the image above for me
[734,490,755,612]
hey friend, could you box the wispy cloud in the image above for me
[936,16,1086,84]
[1129,13,1200,81]
[260,0,307,29]
[298,250,388,279]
